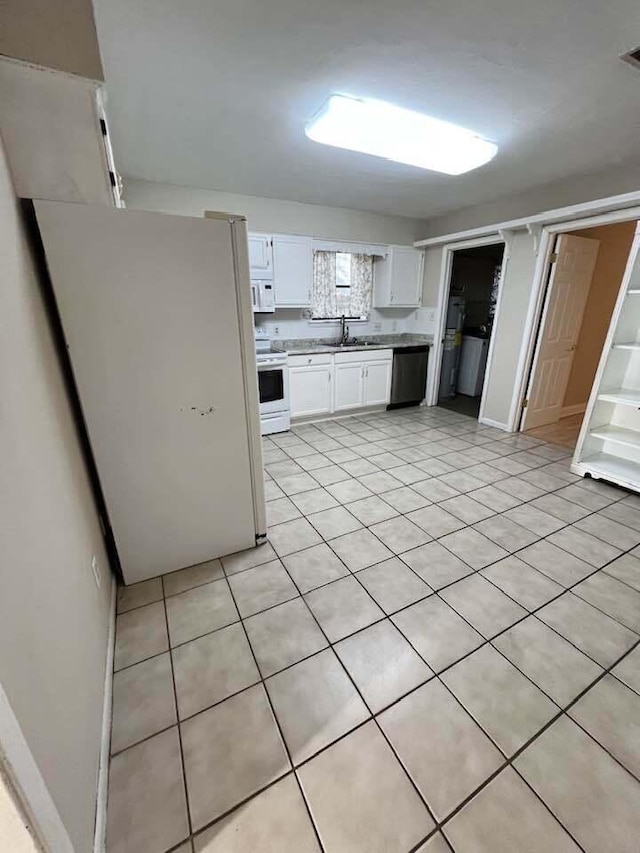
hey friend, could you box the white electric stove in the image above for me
[255,328,290,435]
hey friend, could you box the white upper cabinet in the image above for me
[272,235,313,307]
[248,233,273,278]
[373,246,424,308]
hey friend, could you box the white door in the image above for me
[273,235,313,306]
[391,248,423,306]
[33,202,261,584]
[248,234,273,277]
[522,234,600,430]
[334,363,365,410]
[289,366,332,417]
[363,360,392,405]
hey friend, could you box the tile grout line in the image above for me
[111,408,640,850]
[385,585,637,848]
[262,476,640,847]
[116,478,638,631]
[218,560,328,853]
[274,514,588,852]
[274,550,443,845]
[113,497,639,702]
[159,577,194,849]
[270,441,634,573]
[112,487,640,718]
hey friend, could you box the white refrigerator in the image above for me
[31,201,266,585]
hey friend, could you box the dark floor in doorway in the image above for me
[438,394,481,418]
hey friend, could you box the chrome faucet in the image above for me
[340,314,350,345]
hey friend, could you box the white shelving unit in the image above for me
[572,223,640,492]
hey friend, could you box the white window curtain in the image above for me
[311,251,374,319]
[312,250,337,318]
[349,253,374,318]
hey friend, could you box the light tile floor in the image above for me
[107,406,640,853]
[524,412,584,449]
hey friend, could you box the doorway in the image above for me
[437,242,505,419]
[521,219,637,449]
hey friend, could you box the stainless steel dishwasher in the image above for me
[388,345,429,409]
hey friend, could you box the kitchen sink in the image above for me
[327,341,383,348]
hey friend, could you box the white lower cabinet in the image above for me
[363,359,393,405]
[334,363,365,411]
[288,354,333,418]
[288,349,394,419]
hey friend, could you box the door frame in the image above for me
[513,206,640,433]
[427,234,508,428]
[520,232,601,431]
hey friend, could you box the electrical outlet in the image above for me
[391,320,398,332]
[91,555,101,588]
[273,326,279,336]
[373,322,382,332]
[426,309,436,323]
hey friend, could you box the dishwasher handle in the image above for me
[392,345,429,355]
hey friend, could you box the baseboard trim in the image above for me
[478,416,511,432]
[0,684,74,852]
[93,575,116,853]
[560,403,586,418]
[290,405,387,426]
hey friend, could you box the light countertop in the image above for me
[273,334,433,356]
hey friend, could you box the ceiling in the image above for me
[93,0,640,220]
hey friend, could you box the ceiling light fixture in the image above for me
[305,94,498,175]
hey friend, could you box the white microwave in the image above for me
[251,279,275,313]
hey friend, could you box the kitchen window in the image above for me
[311,250,374,320]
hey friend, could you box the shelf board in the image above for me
[578,452,640,489]
[627,289,640,295]
[589,424,640,449]
[597,387,640,407]
[613,342,640,351]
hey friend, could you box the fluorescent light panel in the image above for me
[305,94,497,175]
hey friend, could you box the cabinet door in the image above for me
[289,366,332,417]
[273,235,313,307]
[363,360,392,406]
[390,248,423,307]
[334,363,364,411]
[248,234,273,277]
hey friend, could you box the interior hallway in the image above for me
[107,406,640,853]
[438,394,482,419]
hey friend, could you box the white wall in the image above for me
[0,0,104,81]
[0,138,112,852]
[125,178,428,244]
[125,178,437,342]
[421,160,640,238]
[255,306,436,342]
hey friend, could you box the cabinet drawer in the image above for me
[288,353,332,367]
[334,348,393,364]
